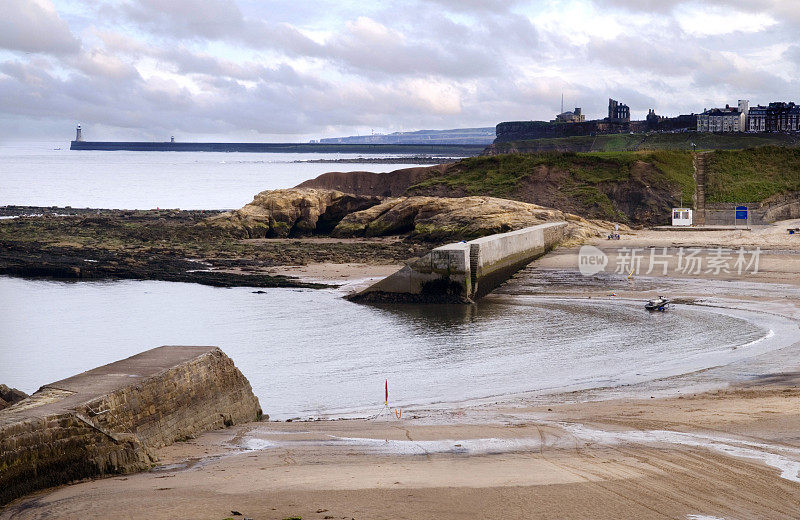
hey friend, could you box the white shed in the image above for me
[672,207,693,226]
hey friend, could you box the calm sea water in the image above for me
[0,143,791,419]
[0,142,421,209]
[0,276,783,419]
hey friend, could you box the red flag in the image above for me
[385,379,388,406]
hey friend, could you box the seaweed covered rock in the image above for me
[332,196,619,242]
[205,188,381,238]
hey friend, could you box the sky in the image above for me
[0,0,798,142]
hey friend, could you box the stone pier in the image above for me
[0,346,262,506]
[350,221,566,303]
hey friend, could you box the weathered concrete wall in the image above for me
[350,243,472,303]
[470,222,565,299]
[351,222,566,303]
[0,346,262,506]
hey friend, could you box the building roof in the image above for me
[701,107,742,116]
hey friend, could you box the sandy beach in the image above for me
[4,222,800,520]
[6,376,800,519]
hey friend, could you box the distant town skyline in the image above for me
[1,0,799,142]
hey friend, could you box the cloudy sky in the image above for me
[1,0,797,142]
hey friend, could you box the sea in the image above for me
[0,142,416,209]
[0,142,794,419]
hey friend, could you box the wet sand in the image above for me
[264,262,404,284]
[5,222,800,520]
[6,378,800,520]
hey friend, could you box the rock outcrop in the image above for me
[295,165,448,198]
[0,384,28,410]
[206,188,381,238]
[295,155,687,226]
[332,196,619,242]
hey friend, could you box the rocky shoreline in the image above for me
[0,188,614,289]
[0,206,432,288]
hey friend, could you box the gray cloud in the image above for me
[785,44,800,65]
[592,0,800,28]
[2,0,799,141]
[0,0,80,54]
[422,0,523,13]
[0,45,483,140]
[320,17,502,78]
[107,1,533,79]
[119,0,247,40]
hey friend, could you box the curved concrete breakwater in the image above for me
[0,346,262,506]
[350,222,567,303]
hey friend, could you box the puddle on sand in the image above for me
[561,423,800,483]
[237,434,549,456]
[237,424,800,484]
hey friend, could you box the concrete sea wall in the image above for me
[350,243,473,303]
[469,222,565,299]
[703,196,800,226]
[0,346,262,506]
[70,141,486,155]
[351,222,566,303]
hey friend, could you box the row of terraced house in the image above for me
[697,100,800,133]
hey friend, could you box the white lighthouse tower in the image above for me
[75,124,83,142]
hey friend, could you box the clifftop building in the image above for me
[494,96,696,143]
[697,100,748,132]
[554,107,585,123]
[607,99,630,122]
[747,102,800,132]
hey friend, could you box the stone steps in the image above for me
[693,152,709,225]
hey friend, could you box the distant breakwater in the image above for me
[70,140,487,155]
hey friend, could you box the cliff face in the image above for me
[494,117,696,143]
[495,120,637,142]
[0,346,262,506]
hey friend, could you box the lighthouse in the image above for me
[75,125,83,142]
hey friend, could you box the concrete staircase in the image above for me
[693,152,710,225]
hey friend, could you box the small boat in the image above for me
[645,296,670,311]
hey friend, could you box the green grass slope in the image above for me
[705,146,800,203]
[408,151,695,224]
[491,132,800,154]
[407,146,800,224]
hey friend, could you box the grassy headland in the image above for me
[395,146,800,224]
[489,132,800,154]
[407,150,695,224]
